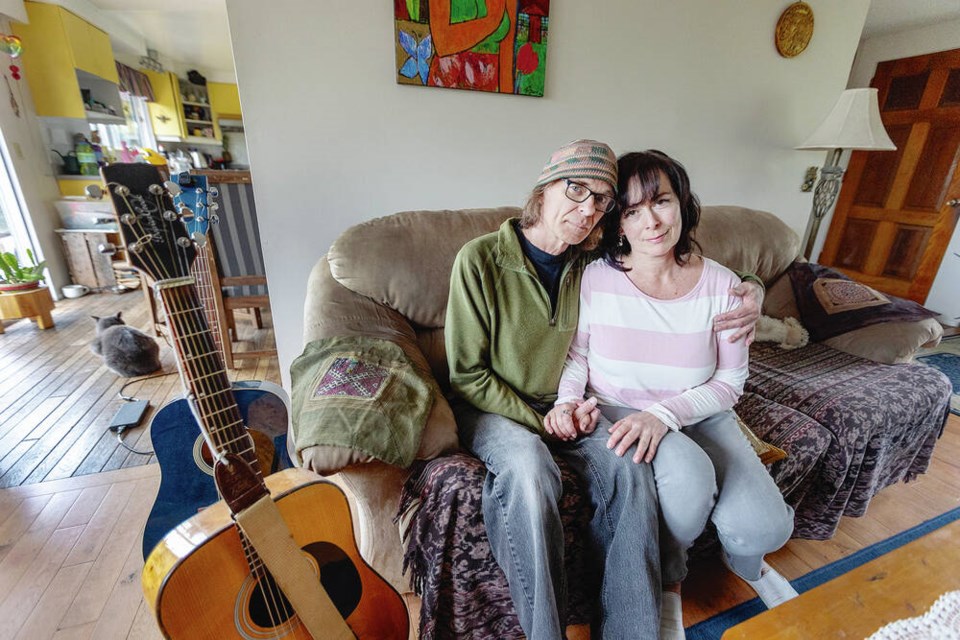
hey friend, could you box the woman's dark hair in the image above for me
[600,150,701,269]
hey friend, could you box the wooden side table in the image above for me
[0,286,55,333]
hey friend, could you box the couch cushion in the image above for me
[328,208,517,328]
[696,206,801,286]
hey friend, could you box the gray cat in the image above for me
[90,312,161,377]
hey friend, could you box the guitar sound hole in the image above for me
[248,574,294,628]
[244,541,362,629]
[304,541,363,618]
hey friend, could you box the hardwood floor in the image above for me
[1,298,957,638]
[0,290,280,487]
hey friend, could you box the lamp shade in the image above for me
[796,88,896,151]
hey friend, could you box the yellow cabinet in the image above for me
[11,2,120,119]
[209,82,241,116]
[143,70,187,139]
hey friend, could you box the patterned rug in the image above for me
[916,335,960,416]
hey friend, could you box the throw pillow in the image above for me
[787,262,937,342]
[734,413,787,465]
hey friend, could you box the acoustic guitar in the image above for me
[140,172,291,558]
[100,163,408,639]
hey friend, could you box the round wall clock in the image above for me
[775,2,814,58]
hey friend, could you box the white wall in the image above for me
[806,17,960,285]
[225,0,871,389]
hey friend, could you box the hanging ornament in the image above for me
[9,64,20,80]
[0,34,22,59]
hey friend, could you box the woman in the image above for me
[546,150,796,640]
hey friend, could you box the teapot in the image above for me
[52,150,81,175]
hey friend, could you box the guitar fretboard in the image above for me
[157,279,260,479]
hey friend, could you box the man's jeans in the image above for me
[458,405,661,640]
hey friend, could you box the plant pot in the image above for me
[0,281,41,293]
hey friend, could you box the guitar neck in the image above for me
[191,247,225,360]
[156,277,261,479]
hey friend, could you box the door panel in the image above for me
[820,48,960,303]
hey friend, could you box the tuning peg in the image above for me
[162,210,178,221]
[209,202,220,212]
[114,185,130,197]
[176,237,192,248]
[210,214,220,225]
[164,181,182,196]
[148,184,164,195]
[179,206,195,218]
[127,242,143,255]
[191,231,207,247]
[208,187,220,198]
[98,242,117,256]
[121,213,137,225]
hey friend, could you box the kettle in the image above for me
[52,150,81,175]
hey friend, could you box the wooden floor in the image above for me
[1,299,958,638]
[0,290,280,488]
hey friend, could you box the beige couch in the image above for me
[292,205,945,617]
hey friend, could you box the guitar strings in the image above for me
[161,284,295,632]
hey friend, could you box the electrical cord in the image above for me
[113,370,178,455]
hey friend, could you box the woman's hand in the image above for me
[545,397,600,441]
[607,411,669,463]
[714,281,764,345]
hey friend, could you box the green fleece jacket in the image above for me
[445,219,585,434]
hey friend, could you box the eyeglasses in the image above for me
[564,179,617,213]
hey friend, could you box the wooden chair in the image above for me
[198,171,277,369]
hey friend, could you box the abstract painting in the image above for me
[394,0,550,97]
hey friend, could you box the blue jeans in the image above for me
[601,407,795,583]
[457,404,661,640]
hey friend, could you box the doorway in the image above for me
[818,47,960,304]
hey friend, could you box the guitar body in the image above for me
[143,468,409,640]
[142,380,291,558]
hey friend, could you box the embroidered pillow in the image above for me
[787,263,937,342]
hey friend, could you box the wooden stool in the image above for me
[0,287,55,333]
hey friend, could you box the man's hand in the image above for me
[607,411,669,463]
[545,397,600,441]
[714,280,764,345]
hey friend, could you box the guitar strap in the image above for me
[235,494,357,640]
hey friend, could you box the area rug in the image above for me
[686,506,960,639]
[916,335,960,416]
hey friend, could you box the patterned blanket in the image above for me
[399,342,952,637]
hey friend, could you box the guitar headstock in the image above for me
[166,172,220,246]
[100,163,196,282]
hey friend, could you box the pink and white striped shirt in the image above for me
[556,257,749,431]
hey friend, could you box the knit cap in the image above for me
[535,139,617,191]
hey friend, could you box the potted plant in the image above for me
[0,249,47,292]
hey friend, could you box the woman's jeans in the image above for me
[601,407,795,584]
[457,404,661,640]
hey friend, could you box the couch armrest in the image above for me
[761,273,943,364]
[296,257,458,475]
[822,319,943,364]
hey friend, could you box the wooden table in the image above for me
[722,520,960,639]
[0,286,55,333]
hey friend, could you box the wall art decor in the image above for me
[394,0,550,97]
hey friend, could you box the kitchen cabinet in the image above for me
[208,82,241,141]
[57,177,104,198]
[11,2,121,119]
[144,71,220,143]
[143,70,186,139]
[57,230,119,289]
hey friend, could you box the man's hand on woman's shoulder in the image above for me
[714,280,764,345]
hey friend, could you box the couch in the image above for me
[291,205,952,637]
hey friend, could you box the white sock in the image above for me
[660,591,685,640]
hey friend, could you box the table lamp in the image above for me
[796,88,896,260]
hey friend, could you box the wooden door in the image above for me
[819,48,960,303]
